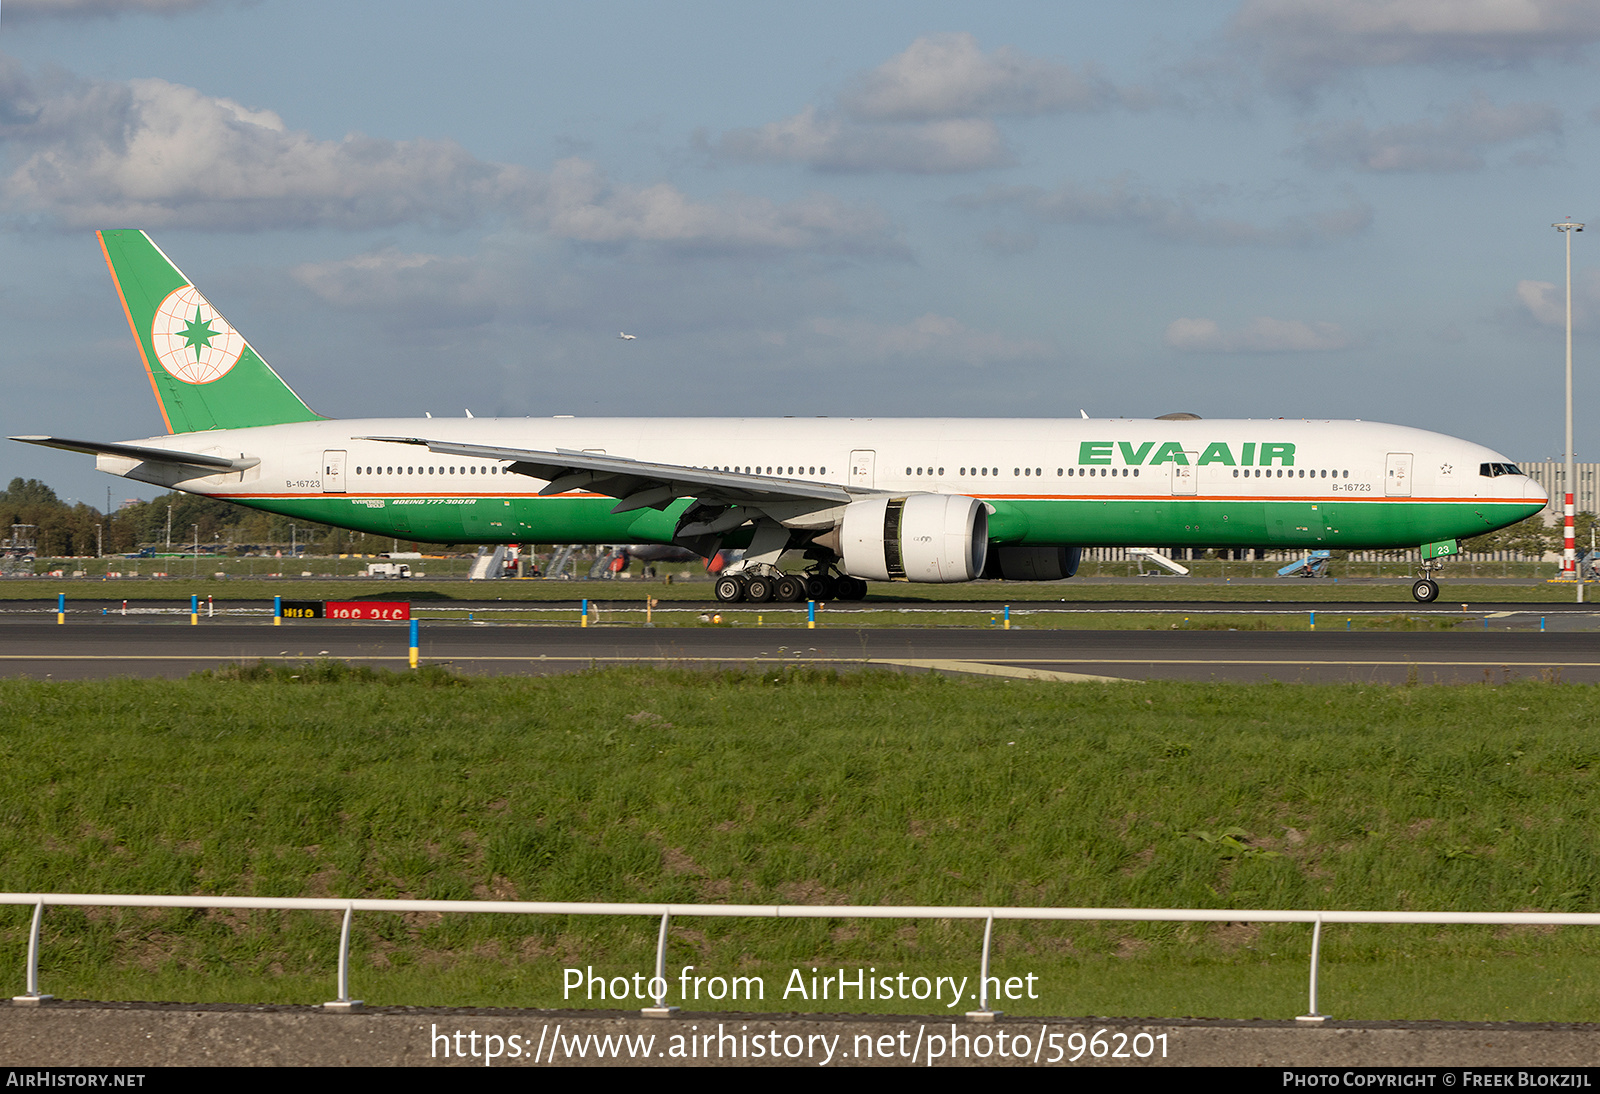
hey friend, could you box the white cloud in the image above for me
[536,157,903,253]
[0,74,538,230]
[1232,0,1600,91]
[0,66,901,253]
[958,176,1373,246]
[1299,93,1561,171]
[2,0,213,19]
[805,313,1052,366]
[1516,272,1600,328]
[711,106,1009,174]
[1517,278,1563,324]
[1165,316,1350,353]
[710,32,1147,174]
[840,31,1145,122]
[291,249,503,328]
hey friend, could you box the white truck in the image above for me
[365,562,412,578]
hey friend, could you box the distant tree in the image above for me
[1463,513,1559,559]
[1,477,61,508]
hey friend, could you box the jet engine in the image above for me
[982,545,1082,581]
[820,494,988,583]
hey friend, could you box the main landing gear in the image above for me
[713,570,867,604]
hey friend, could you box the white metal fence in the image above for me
[6,893,1599,1020]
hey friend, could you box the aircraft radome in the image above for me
[13,231,1549,604]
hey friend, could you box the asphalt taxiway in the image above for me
[4,619,1600,683]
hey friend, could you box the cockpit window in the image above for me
[1479,463,1523,477]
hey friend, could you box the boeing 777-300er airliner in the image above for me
[12,231,1550,604]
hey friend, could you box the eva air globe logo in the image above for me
[150,285,244,384]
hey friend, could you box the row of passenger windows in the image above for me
[354,466,502,475]
[922,466,1347,479]
[1233,469,1348,478]
[350,461,1348,481]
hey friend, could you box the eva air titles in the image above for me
[1077,441,1296,467]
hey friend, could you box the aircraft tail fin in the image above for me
[97,229,321,434]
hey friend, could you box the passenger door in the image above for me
[1171,452,1198,496]
[850,450,876,489]
[1385,453,1413,497]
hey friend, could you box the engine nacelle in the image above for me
[832,495,988,582]
[982,545,1082,581]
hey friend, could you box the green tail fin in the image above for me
[98,229,321,434]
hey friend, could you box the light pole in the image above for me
[1554,219,1584,578]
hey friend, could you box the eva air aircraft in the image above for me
[14,230,1549,604]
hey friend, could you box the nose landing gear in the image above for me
[1410,540,1457,603]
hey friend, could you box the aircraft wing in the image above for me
[10,436,260,472]
[360,436,866,513]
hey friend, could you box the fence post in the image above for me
[642,911,679,1016]
[324,903,363,1011]
[1297,915,1327,1023]
[965,913,1001,1021]
[11,900,54,1005]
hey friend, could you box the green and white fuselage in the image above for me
[13,230,1548,598]
[82,415,1547,554]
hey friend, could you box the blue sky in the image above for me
[3,0,1599,505]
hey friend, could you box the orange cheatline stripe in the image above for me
[222,491,608,500]
[98,231,173,435]
[217,489,1507,505]
[973,493,1503,504]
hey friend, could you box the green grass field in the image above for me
[3,666,1600,1020]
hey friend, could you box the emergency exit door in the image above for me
[322,450,346,493]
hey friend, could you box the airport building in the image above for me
[1516,460,1600,516]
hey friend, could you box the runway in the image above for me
[4,620,1600,683]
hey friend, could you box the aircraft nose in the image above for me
[1524,477,1550,503]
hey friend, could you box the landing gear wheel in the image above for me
[837,576,868,601]
[805,574,837,601]
[1412,578,1439,604]
[774,575,806,603]
[745,575,776,602]
[714,575,746,603]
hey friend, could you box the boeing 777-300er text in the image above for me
[13,231,1550,603]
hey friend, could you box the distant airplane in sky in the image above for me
[618,332,636,340]
[10,230,1549,605]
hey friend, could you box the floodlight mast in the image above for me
[1555,219,1584,578]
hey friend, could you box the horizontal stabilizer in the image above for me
[10,435,259,472]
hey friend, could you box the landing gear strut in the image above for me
[708,527,871,605]
[1411,557,1444,603]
